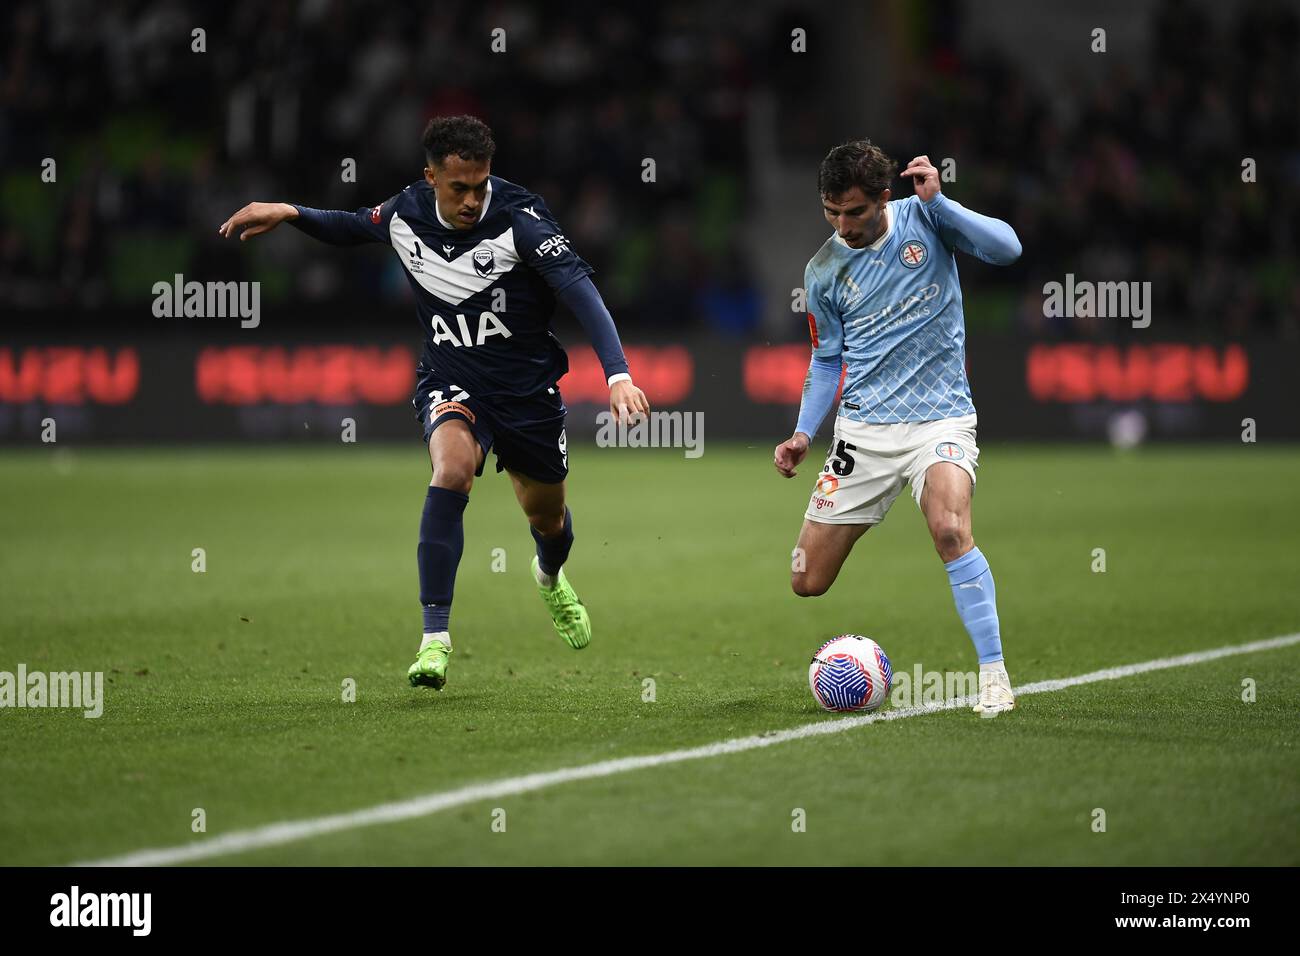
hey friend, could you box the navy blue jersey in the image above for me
[292,176,594,399]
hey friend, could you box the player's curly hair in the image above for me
[422,115,497,167]
[818,139,897,199]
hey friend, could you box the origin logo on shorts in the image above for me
[812,473,838,510]
[935,441,964,460]
[899,239,928,269]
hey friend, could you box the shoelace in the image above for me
[980,673,1009,701]
[554,602,585,627]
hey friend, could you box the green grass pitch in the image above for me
[1,442,1297,866]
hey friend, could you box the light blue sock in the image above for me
[944,547,1003,664]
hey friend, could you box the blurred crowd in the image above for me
[0,0,769,334]
[898,0,1299,339]
[1,0,1296,339]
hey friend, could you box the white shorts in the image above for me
[804,414,979,525]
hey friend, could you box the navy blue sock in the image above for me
[531,508,574,577]
[418,486,468,633]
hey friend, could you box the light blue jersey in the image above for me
[803,192,1020,426]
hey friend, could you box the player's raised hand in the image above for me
[900,155,941,203]
[610,379,650,425]
[218,202,299,241]
[773,432,810,478]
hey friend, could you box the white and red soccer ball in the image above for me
[808,635,893,712]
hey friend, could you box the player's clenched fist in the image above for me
[773,432,811,478]
[900,154,941,203]
[218,202,299,241]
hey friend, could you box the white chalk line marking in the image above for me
[71,632,1300,866]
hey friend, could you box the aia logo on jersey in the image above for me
[899,240,928,269]
[472,248,495,278]
[370,205,382,224]
[935,441,964,460]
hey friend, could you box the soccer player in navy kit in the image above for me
[219,115,650,690]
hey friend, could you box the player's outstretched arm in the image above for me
[774,354,841,478]
[218,202,299,241]
[219,201,388,245]
[557,276,649,424]
[900,155,1022,265]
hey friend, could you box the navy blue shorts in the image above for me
[411,365,569,484]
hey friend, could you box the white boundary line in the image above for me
[71,632,1300,867]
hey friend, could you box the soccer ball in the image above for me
[808,635,893,713]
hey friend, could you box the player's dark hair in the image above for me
[422,115,496,167]
[818,139,897,199]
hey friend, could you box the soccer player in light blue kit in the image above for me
[773,140,1022,716]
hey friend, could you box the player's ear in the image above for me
[879,188,891,205]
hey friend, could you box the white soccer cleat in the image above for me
[973,667,1016,717]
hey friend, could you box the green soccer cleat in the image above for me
[533,556,591,650]
[407,640,452,690]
